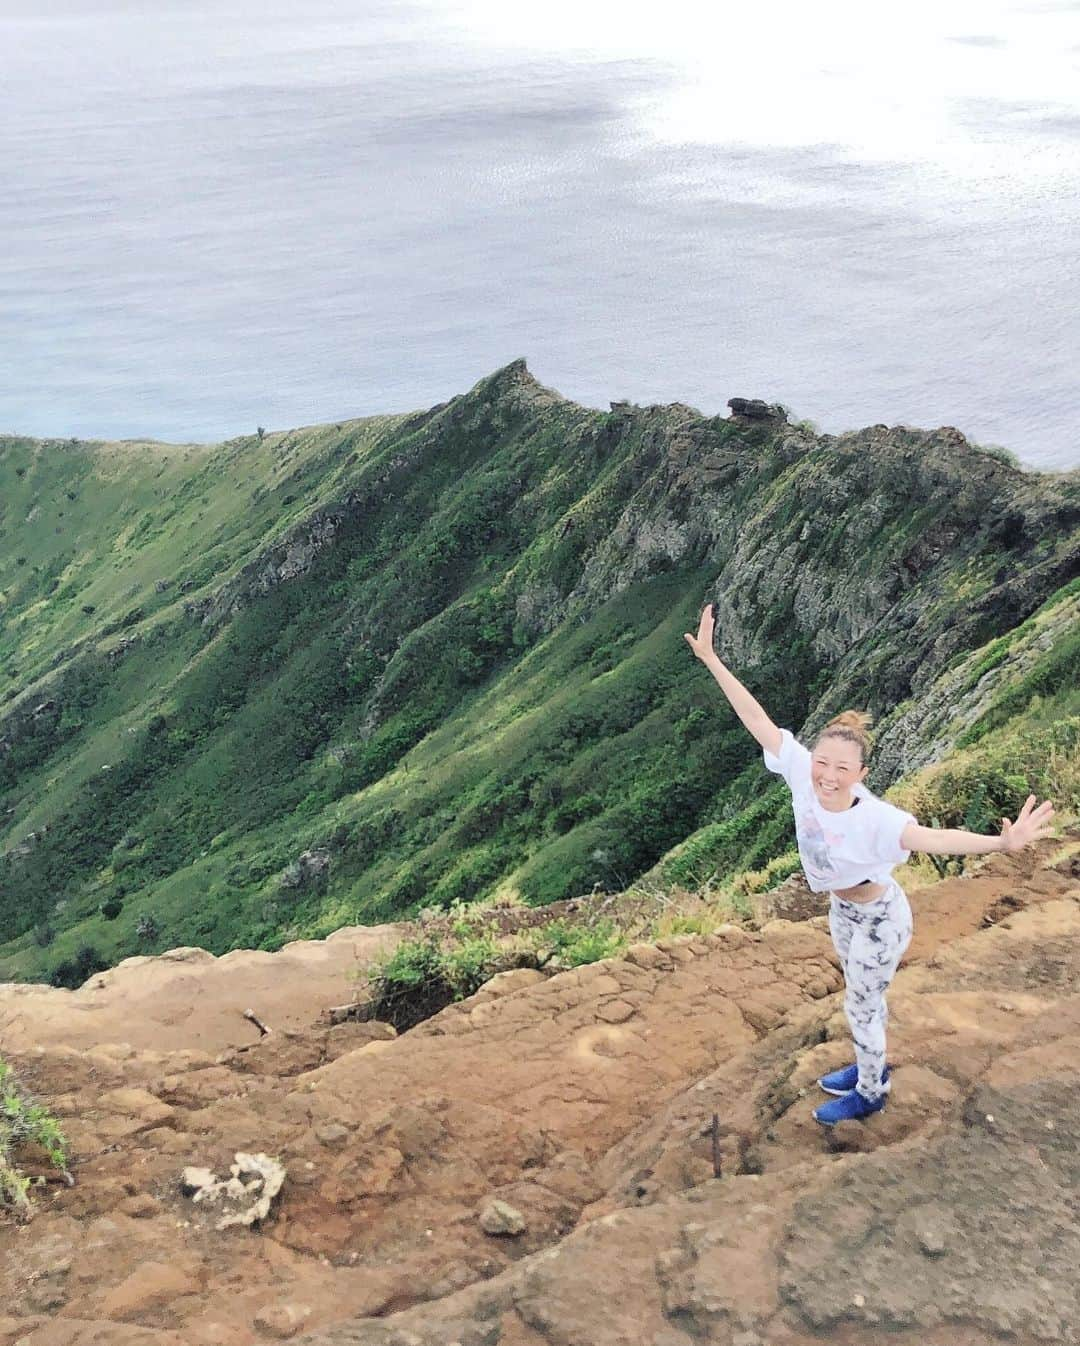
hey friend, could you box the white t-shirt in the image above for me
[763,729,916,893]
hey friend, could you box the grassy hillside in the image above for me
[1,362,1077,983]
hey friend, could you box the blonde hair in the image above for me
[815,710,873,764]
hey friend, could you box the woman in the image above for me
[684,603,1055,1125]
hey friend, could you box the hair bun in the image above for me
[825,710,873,733]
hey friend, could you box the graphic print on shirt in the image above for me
[797,809,843,883]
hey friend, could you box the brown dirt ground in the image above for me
[0,832,1076,1346]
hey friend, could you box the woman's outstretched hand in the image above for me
[683,603,717,663]
[1000,795,1056,851]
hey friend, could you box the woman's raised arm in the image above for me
[900,795,1056,857]
[684,603,783,756]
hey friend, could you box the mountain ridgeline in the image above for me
[1,360,1077,983]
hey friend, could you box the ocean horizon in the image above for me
[2,0,1078,469]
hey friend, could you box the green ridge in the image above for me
[1,362,1077,982]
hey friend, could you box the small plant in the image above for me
[925,813,966,879]
[375,928,501,999]
[926,786,1000,878]
[375,935,445,989]
[0,1056,68,1218]
[654,911,719,939]
[729,850,802,898]
[443,932,501,996]
[366,900,530,1032]
[365,935,456,1032]
[446,897,490,941]
[256,426,266,442]
[529,917,624,968]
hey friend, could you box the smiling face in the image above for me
[811,732,869,810]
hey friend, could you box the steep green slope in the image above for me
[1,362,1077,982]
[0,414,408,694]
[882,577,1080,827]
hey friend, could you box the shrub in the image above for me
[652,911,720,939]
[49,945,107,989]
[365,936,457,1032]
[442,932,501,996]
[549,793,603,834]
[374,935,444,989]
[529,917,624,968]
[729,849,803,897]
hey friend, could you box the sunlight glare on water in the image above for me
[0,0,1077,466]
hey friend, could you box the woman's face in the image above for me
[811,733,869,803]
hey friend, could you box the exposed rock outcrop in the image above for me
[726,397,788,423]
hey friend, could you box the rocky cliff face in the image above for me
[0,833,1077,1345]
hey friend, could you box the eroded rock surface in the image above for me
[0,836,1077,1346]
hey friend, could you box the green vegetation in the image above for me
[0,1056,68,1217]
[0,364,1076,983]
[889,589,1080,876]
[529,916,625,967]
[364,899,624,1031]
[957,624,1080,748]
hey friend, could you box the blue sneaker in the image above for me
[818,1063,891,1096]
[813,1088,887,1126]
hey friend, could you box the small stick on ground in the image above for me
[243,1008,271,1036]
[711,1113,722,1178]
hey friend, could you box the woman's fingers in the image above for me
[1017,798,1055,833]
[1015,796,1053,823]
[686,605,714,653]
[1003,798,1057,850]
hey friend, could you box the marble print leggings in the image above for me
[828,880,914,1100]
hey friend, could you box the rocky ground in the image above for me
[1,835,1078,1346]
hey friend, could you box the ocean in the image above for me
[2,0,1078,468]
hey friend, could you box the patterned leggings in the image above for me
[828,880,914,1100]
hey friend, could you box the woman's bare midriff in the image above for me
[832,880,888,903]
